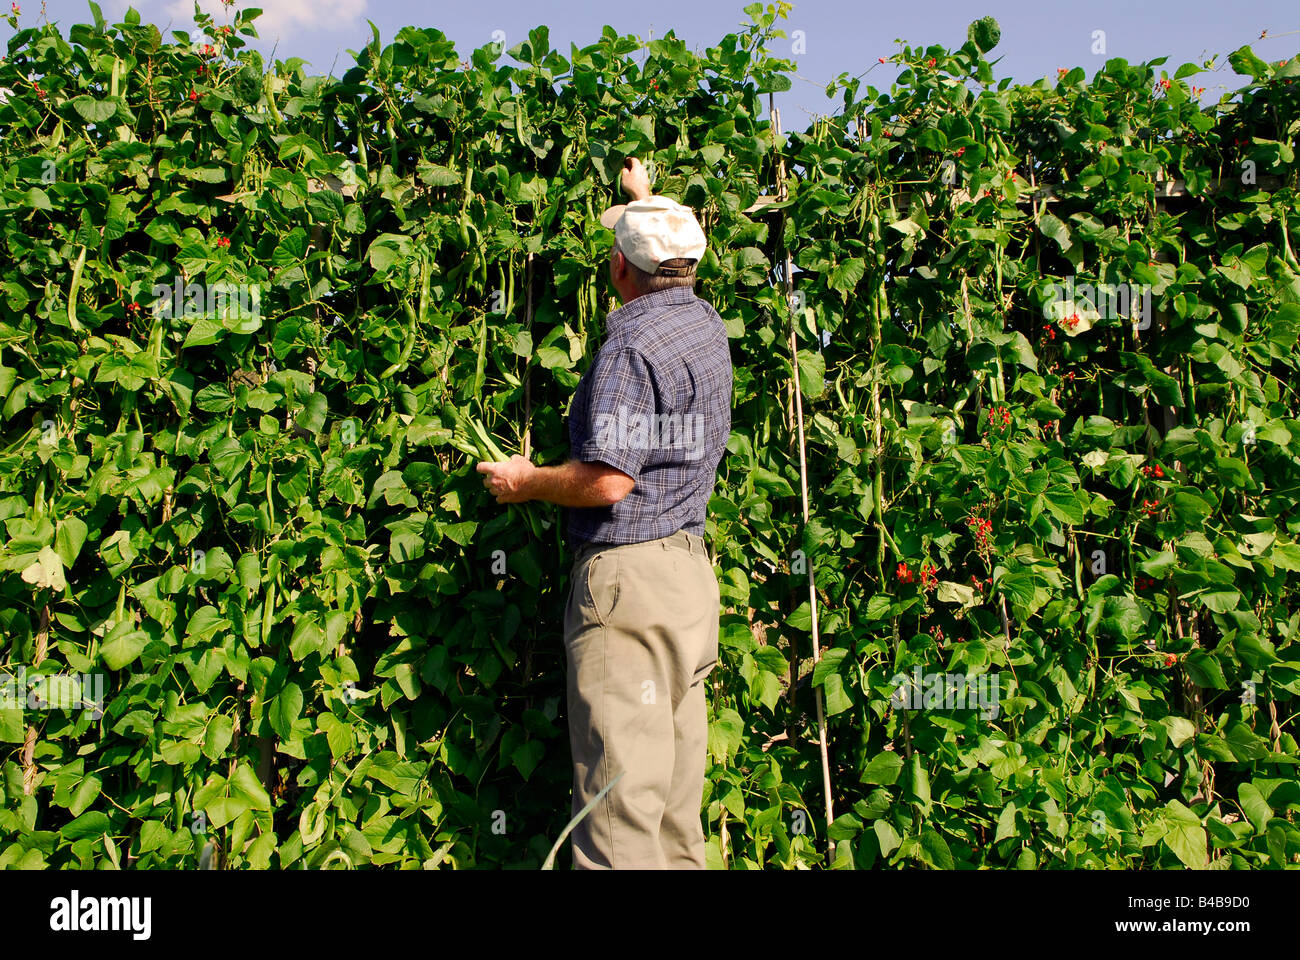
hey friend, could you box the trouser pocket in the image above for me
[583,551,620,627]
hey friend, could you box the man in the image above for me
[476,157,733,869]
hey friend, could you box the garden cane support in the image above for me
[773,101,835,866]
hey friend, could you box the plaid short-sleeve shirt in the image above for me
[565,285,732,550]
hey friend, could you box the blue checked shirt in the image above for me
[565,285,732,550]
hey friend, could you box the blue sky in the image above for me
[14,0,1300,119]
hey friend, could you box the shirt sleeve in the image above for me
[576,346,657,479]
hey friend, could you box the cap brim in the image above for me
[599,204,627,229]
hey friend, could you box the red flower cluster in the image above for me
[970,573,990,590]
[216,236,230,248]
[125,301,140,314]
[1163,653,1177,667]
[1136,576,1158,591]
[1191,86,1205,96]
[189,89,199,101]
[1140,498,1162,516]
[926,58,936,68]
[1140,463,1165,479]
[919,563,938,590]
[933,625,944,645]
[1064,370,1075,382]
[1157,78,1171,91]
[968,515,993,555]
[896,562,914,583]
[1065,313,1081,329]
[1057,68,1068,78]
[986,406,1011,430]
[1041,325,1056,342]
[955,146,965,157]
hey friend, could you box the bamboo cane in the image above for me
[772,99,836,866]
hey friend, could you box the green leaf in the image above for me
[796,349,826,399]
[100,625,149,670]
[874,819,901,856]
[61,811,111,841]
[21,546,66,591]
[995,802,1018,842]
[1162,801,1206,868]
[1038,213,1071,251]
[1238,782,1272,834]
[1227,46,1270,78]
[72,96,118,123]
[268,682,303,740]
[918,828,954,869]
[828,258,865,294]
[860,751,904,785]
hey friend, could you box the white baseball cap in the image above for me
[599,195,707,277]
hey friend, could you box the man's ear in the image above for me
[610,247,627,280]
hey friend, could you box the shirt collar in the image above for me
[605,286,699,334]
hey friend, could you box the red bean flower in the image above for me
[216,236,230,248]
[189,89,199,101]
[926,58,936,68]
[920,563,938,589]
[896,562,914,583]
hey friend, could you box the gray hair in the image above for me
[613,240,697,293]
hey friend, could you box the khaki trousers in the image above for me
[562,529,720,869]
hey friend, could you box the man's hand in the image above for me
[621,157,651,201]
[476,455,536,504]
